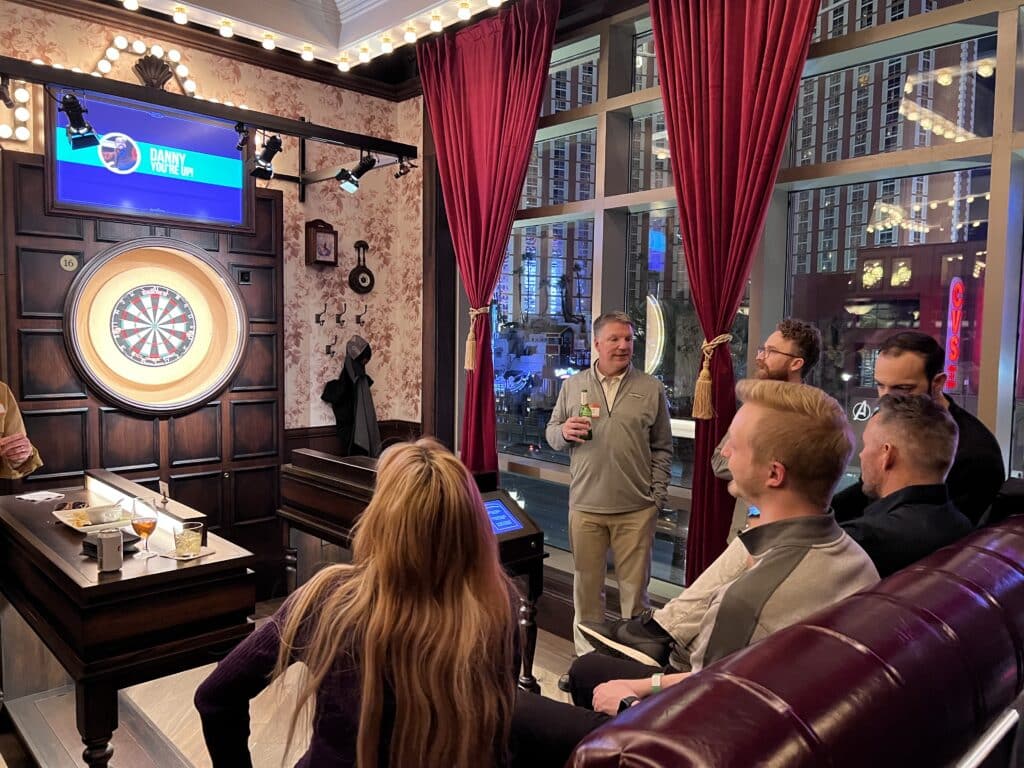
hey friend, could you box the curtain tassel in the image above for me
[464,306,491,371]
[692,334,733,420]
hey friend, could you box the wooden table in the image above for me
[0,471,256,767]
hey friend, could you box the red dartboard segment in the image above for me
[110,285,197,367]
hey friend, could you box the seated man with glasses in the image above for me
[831,331,1003,527]
[0,380,41,480]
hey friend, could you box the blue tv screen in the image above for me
[48,91,251,230]
[484,498,525,535]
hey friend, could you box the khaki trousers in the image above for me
[569,505,658,656]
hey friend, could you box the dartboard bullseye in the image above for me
[110,285,197,367]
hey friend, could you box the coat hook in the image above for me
[325,335,338,356]
[315,302,327,326]
[355,303,368,326]
[335,302,347,326]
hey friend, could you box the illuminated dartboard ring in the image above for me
[64,237,247,416]
[111,285,198,367]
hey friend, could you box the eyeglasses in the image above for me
[54,501,88,511]
[756,346,802,360]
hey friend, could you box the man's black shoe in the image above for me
[557,673,571,693]
[579,610,672,667]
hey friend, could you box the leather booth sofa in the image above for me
[569,516,1024,767]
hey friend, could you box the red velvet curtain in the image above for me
[418,0,560,472]
[649,0,819,582]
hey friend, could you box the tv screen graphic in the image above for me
[484,498,525,535]
[48,91,252,230]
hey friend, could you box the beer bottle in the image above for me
[579,390,593,441]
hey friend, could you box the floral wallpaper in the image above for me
[0,0,423,428]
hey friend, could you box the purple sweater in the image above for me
[194,604,395,768]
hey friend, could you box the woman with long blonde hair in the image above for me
[195,439,519,767]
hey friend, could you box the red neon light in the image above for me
[944,277,965,391]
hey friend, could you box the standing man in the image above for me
[831,331,1004,526]
[0,380,41,479]
[546,311,673,658]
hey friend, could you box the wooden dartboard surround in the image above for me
[64,238,248,416]
[0,151,285,598]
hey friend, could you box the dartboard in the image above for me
[64,238,248,416]
[111,285,197,367]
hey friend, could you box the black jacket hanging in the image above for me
[321,335,382,457]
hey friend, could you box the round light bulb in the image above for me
[132,40,146,54]
[224,100,234,107]
[955,134,966,143]
[487,0,502,6]
[175,63,189,77]
[967,195,975,204]
[430,12,443,32]
[105,47,120,61]
[0,125,12,139]
[404,26,417,43]
[906,110,919,122]
[122,0,139,9]
[114,36,128,50]
[71,67,82,73]
[172,6,188,24]
[183,78,196,92]
[14,126,29,141]
[208,97,219,104]
[947,199,955,207]
[91,71,102,77]
[381,35,393,54]
[13,86,29,103]
[338,55,350,72]
[936,71,953,86]
[978,62,994,78]
[301,46,315,62]
[457,2,472,21]
[943,129,955,139]
[51,63,64,70]
[14,107,29,122]
[929,202,938,210]
[31,59,43,65]
[919,117,932,130]
[97,59,112,73]
[985,193,991,200]
[358,46,371,63]
[262,34,276,50]
[150,44,164,59]
[239,104,248,110]
[167,49,181,62]
[219,21,234,38]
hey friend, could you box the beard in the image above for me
[755,362,790,382]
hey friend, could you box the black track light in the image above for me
[0,76,13,109]
[336,154,377,193]
[250,134,282,179]
[393,158,418,179]
[60,93,99,150]
[234,122,249,152]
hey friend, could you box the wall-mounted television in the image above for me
[46,89,254,232]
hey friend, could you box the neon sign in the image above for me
[944,276,965,391]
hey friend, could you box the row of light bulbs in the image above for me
[119,0,506,72]
[0,81,32,143]
[904,58,996,92]
[897,99,977,143]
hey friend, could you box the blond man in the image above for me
[0,381,41,480]
[575,380,878,696]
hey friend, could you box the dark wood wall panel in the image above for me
[231,333,276,391]
[20,408,88,481]
[162,227,219,251]
[18,330,85,400]
[169,403,221,466]
[14,164,83,240]
[18,247,84,317]
[169,471,224,529]
[232,264,277,322]
[230,399,278,459]
[99,408,159,471]
[231,467,278,524]
[228,196,277,256]
[4,152,285,598]
[95,220,152,243]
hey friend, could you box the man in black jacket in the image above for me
[841,393,972,577]
[831,332,1004,526]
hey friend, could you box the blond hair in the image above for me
[735,379,854,508]
[273,439,518,767]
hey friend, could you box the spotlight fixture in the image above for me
[336,154,377,193]
[393,158,418,178]
[59,93,99,149]
[234,122,249,151]
[250,134,282,179]
[0,76,13,109]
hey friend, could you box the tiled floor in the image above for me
[0,608,575,768]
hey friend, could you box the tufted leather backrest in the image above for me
[568,517,1024,768]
